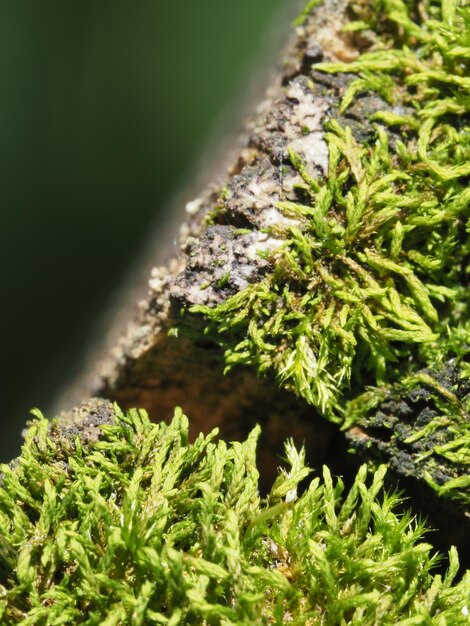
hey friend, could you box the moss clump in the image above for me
[1,404,470,625]
[191,0,470,417]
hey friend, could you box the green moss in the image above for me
[1,405,470,625]
[216,272,231,289]
[190,0,470,418]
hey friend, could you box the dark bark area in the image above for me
[348,361,470,559]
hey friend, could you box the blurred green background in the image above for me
[0,1,298,460]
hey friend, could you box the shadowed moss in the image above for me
[1,404,470,625]
[190,0,470,417]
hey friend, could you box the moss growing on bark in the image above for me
[1,404,470,625]
[2,1,469,623]
[191,0,470,417]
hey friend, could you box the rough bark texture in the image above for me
[348,361,470,557]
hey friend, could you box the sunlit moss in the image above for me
[191,0,470,418]
[1,405,469,625]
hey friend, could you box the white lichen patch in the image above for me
[315,22,360,63]
[238,178,299,227]
[172,226,282,306]
[225,158,305,230]
[288,134,329,177]
[148,267,164,293]
[149,258,182,294]
[286,82,326,132]
[245,231,285,261]
[260,207,297,227]
[285,81,329,177]
[186,282,213,306]
[243,177,279,210]
[185,197,203,216]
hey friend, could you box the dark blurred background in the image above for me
[0,1,299,461]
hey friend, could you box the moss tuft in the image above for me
[190,0,470,418]
[1,404,469,624]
